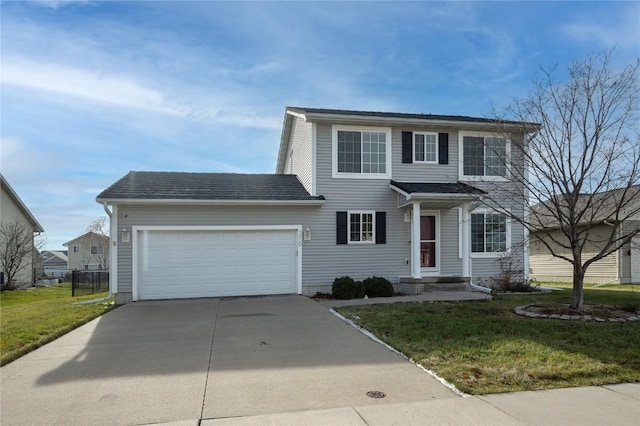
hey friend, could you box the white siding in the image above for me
[283,117,313,194]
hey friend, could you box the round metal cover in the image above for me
[366,390,386,398]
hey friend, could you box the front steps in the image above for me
[397,276,470,295]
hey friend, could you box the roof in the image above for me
[63,231,109,247]
[0,174,44,232]
[286,106,540,126]
[96,171,325,204]
[42,251,68,264]
[531,184,640,230]
[277,106,541,173]
[390,181,486,196]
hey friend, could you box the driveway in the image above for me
[0,296,456,425]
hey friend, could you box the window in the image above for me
[90,245,104,255]
[73,245,79,253]
[462,134,508,178]
[336,211,386,245]
[349,212,374,243]
[414,133,437,163]
[333,126,391,178]
[471,212,508,254]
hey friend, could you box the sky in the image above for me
[1,0,639,250]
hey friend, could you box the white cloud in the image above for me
[2,58,187,116]
[560,6,640,49]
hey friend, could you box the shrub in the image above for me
[363,276,394,298]
[332,276,356,299]
[353,280,365,299]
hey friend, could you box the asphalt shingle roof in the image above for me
[288,107,539,127]
[97,171,323,201]
[390,181,486,195]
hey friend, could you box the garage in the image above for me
[134,226,301,301]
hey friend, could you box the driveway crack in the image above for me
[200,298,222,421]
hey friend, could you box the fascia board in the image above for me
[95,198,326,206]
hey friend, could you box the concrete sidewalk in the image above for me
[201,383,640,425]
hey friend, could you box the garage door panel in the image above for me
[138,229,298,300]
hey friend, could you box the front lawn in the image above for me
[0,284,114,366]
[336,286,640,395]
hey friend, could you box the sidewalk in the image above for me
[201,383,640,425]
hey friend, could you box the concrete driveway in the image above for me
[0,296,455,425]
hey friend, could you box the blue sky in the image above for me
[1,1,639,250]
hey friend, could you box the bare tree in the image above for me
[82,217,110,270]
[484,51,640,310]
[0,221,43,290]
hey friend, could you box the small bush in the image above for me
[363,276,394,298]
[353,280,365,299]
[332,276,356,299]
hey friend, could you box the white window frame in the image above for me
[470,208,511,258]
[73,245,80,253]
[347,211,376,245]
[419,210,440,274]
[90,245,104,255]
[413,132,438,164]
[458,130,511,181]
[332,125,392,179]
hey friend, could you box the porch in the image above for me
[397,276,470,295]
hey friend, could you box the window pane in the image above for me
[471,214,485,252]
[414,134,425,162]
[362,213,373,241]
[421,242,436,267]
[338,131,361,173]
[463,137,484,176]
[350,213,361,242]
[362,132,386,174]
[420,216,435,240]
[486,137,506,177]
[425,134,437,162]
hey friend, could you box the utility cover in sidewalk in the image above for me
[366,390,386,398]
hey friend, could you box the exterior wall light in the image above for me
[303,227,311,241]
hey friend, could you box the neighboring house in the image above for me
[41,250,69,278]
[63,232,109,271]
[97,107,538,304]
[0,174,45,288]
[529,185,640,284]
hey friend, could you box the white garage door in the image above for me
[136,228,299,300]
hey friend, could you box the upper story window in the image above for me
[90,245,104,255]
[73,245,80,253]
[333,125,392,179]
[459,131,509,180]
[414,132,438,163]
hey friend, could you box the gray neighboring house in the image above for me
[42,250,69,278]
[0,174,45,287]
[97,107,538,304]
[529,185,640,284]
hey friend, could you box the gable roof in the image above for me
[277,106,541,173]
[96,171,325,205]
[42,250,68,264]
[531,184,640,230]
[0,174,44,232]
[63,231,109,247]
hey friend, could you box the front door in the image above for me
[420,213,439,273]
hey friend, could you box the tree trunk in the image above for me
[571,264,585,311]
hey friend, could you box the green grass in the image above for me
[336,286,640,395]
[537,281,640,292]
[0,283,114,366]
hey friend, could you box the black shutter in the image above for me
[336,211,348,244]
[438,132,449,164]
[375,211,386,244]
[402,131,413,163]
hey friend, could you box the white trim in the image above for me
[420,210,441,275]
[346,211,376,245]
[411,202,421,278]
[311,122,317,196]
[413,132,439,164]
[96,198,325,206]
[131,225,302,302]
[331,124,392,179]
[461,204,471,277]
[458,130,511,182]
[458,207,463,259]
[286,109,307,120]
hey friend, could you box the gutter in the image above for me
[469,281,493,294]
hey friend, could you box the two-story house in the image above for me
[63,232,109,271]
[97,107,537,304]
